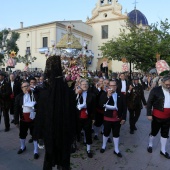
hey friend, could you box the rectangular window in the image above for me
[43,37,48,47]
[26,47,31,55]
[102,25,108,39]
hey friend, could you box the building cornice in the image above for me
[12,21,92,39]
[12,20,85,32]
[87,16,127,24]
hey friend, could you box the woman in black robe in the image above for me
[35,55,77,170]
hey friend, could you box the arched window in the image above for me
[100,0,105,6]
[108,0,112,4]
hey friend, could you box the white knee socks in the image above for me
[102,135,108,149]
[113,137,119,153]
[87,144,91,152]
[33,140,38,154]
[20,139,26,150]
[148,135,155,147]
[160,137,167,154]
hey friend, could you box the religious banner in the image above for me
[7,58,16,67]
[122,63,129,72]
[156,60,170,76]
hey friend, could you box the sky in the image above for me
[0,0,170,30]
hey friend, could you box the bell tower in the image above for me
[88,0,124,21]
[100,0,112,6]
[86,0,128,72]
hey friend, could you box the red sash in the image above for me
[22,112,33,122]
[152,108,170,119]
[10,93,14,99]
[80,108,88,119]
[104,110,120,122]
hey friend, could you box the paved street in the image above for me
[0,91,170,170]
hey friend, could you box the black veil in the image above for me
[38,55,76,170]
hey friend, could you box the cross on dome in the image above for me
[133,0,138,9]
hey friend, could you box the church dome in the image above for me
[128,9,148,26]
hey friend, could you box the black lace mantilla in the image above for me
[44,55,63,86]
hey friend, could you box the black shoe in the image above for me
[87,150,93,158]
[114,151,122,158]
[147,146,152,153]
[94,135,99,140]
[34,153,39,159]
[160,151,170,159]
[28,138,33,143]
[11,120,15,124]
[4,128,10,132]
[100,148,105,153]
[134,126,137,130]
[130,130,134,134]
[107,138,112,143]
[83,142,86,146]
[17,147,26,154]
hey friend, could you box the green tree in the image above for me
[153,19,170,64]
[16,55,37,65]
[0,29,20,66]
[99,19,170,72]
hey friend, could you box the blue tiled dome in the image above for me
[128,9,148,26]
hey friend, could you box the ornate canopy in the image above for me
[56,34,82,49]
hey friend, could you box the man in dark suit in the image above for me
[76,79,96,158]
[127,76,147,134]
[0,71,12,131]
[99,80,127,157]
[9,73,21,123]
[117,73,129,115]
[117,73,129,94]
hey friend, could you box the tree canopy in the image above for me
[0,29,20,66]
[99,19,170,72]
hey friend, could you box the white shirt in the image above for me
[11,81,14,92]
[22,93,34,113]
[162,87,170,108]
[112,92,118,109]
[121,80,126,92]
[82,91,87,105]
[104,92,118,111]
[77,91,87,110]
